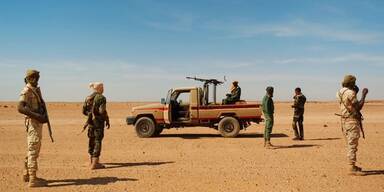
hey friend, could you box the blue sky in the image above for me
[1,0,383,101]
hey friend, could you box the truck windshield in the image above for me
[165,89,172,104]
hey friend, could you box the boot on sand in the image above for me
[91,157,105,170]
[28,172,47,187]
[264,141,275,149]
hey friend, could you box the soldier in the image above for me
[336,75,368,175]
[291,87,306,140]
[83,82,110,170]
[17,69,48,187]
[262,86,274,148]
[222,81,241,104]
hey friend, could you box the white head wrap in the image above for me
[89,82,104,93]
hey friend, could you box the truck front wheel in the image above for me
[218,117,240,138]
[135,117,156,138]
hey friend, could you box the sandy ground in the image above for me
[0,101,383,192]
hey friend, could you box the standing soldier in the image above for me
[17,69,48,187]
[262,86,275,148]
[336,75,368,175]
[291,87,306,140]
[82,82,110,170]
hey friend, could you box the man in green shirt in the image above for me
[262,86,274,148]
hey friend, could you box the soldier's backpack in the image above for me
[82,93,97,116]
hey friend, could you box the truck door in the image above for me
[164,89,173,124]
[190,88,200,123]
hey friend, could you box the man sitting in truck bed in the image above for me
[222,81,241,104]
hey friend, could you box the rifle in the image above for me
[43,103,54,142]
[37,88,54,142]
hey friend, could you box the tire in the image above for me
[153,126,164,137]
[218,116,240,138]
[135,117,156,138]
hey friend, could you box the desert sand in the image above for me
[0,101,383,192]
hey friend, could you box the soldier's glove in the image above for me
[106,119,110,129]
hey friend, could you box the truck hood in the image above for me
[132,103,165,112]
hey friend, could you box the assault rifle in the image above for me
[37,88,54,142]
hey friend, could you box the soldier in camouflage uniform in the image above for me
[223,81,241,104]
[336,75,368,175]
[83,82,110,169]
[291,87,306,140]
[17,69,48,187]
[262,86,275,149]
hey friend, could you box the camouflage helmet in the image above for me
[342,75,356,88]
[26,69,40,78]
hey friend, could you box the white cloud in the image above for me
[218,19,383,44]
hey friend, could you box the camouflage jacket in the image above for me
[292,94,306,117]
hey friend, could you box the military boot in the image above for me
[349,165,365,176]
[264,141,275,149]
[91,157,105,170]
[292,124,300,140]
[28,171,47,187]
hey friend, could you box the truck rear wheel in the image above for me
[218,117,240,138]
[135,117,156,138]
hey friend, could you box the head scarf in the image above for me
[89,82,104,93]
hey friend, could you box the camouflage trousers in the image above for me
[341,120,360,165]
[24,119,43,174]
[264,114,274,141]
[88,120,105,157]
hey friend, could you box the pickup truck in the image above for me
[126,86,263,138]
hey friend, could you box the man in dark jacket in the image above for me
[292,87,307,140]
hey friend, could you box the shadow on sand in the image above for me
[158,133,288,139]
[273,144,321,149]
[306,137,341,141]
[103,161,175,170]
[47,177,137,187]
[362,170,384,176]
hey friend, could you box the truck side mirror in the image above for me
[161,98,166,104]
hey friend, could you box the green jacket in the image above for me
[262,95,274,115]
[292,94,306,116]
